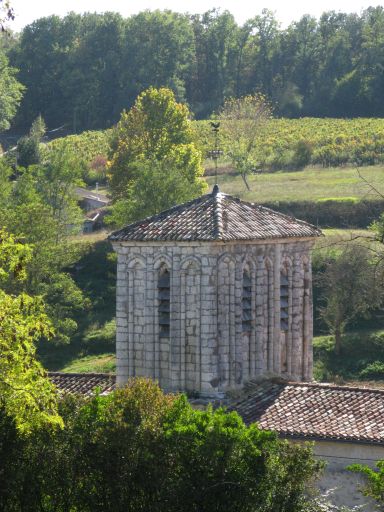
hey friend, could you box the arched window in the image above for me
[242,269,252,332]
[280,270,289,331]
[158,267,170,338]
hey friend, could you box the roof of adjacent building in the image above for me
[49,372,116,395]
[109,185,322,242]
[50,373,384,445]
[231,379,384,445]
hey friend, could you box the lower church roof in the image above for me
[49,373,384,445]
[231,379,384,445]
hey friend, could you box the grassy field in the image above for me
[205,165,384,203]
[60,353,115,373]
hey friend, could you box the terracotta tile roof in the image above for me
[231,380,384,445]
[49,372,116,395]
[109,185,322,242]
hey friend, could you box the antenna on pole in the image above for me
[208,122,222,186]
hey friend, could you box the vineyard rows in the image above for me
[48,118,384,171]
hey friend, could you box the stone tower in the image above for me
[109,185,322,397]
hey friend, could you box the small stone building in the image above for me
[109,185,322,396]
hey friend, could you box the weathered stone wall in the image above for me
[314,441,384,511]
[113,239,314,395]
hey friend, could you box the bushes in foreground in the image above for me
[0,378,322,512]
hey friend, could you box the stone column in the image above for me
[115,250,128,385]
[303,251,313,380]
[255,253,265,375]
[170,249,181,391]
[291,251,304,378]
[200,252,219,396]
[273,245,281,375]
[235,254,244,387]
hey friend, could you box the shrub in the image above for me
[293,140,313,169]
[359,361,384,379]
[0,379,323,512]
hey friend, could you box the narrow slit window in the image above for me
[280,272,289,331]
[242,270,252,332]
[158,268,170,338]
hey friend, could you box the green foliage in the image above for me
[0,146,89,346]
[262,198,384,229]
[38,240,117,371]
[0,378,322,511]
[313,330,384,382]
[218,94,272,189]
[0,49,23,132]
[7,8,384,130]
[293,140,313,169]
[197,117,384,170]
[16,115,46,168]
[108,87,203,199]
[60,353,115,373]
[0,229,61,433]
[317,245,383,353]
[108,158,206,227]
[359,361,384,379]
[49,130,111,162]
[16,135,40,167]
[348,461,384,504]
[107,87,206,224]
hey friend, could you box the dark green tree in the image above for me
[17,114,46,167]
[0,378,323,511]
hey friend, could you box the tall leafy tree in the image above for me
[108,87,205,201]
[123,11,195,105]
[0,229,62,433]
[190,9,239,117]
[108,158,206,228]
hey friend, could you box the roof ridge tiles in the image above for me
[48,372,116,378]
[247,378,384,395]
[213,188,223,239]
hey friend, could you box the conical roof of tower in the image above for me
[108,185,322,242]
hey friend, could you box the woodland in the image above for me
[1,6,384,133]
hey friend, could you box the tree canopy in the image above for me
[0,378,323,511]
[0,229,61,433]
[108,87,206,224]
[4,7,384,131]
[0,49,24,132]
